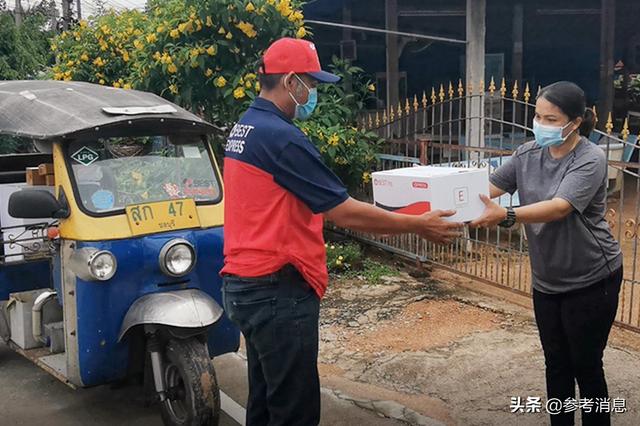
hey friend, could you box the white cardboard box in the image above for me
[372,166,489,223]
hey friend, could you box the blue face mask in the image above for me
[288,75,317,121]
[533,119,573,148]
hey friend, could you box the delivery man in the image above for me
[221,37,463,426]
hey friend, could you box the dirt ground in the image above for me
[316,265,640,426]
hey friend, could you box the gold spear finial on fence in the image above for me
[389,105,395,122]
[622,117,630,141]
[448,81,454,99]
[439,84,445,102]
[489,76,496,96]
[512,81,519,99]
[479,78,485,93]
[405,98,411,115]
[524,83,531,103]
[458,79,464,97]
[605,112,614,134]
[395,101,401,118]
[421,91,428,108]
[413,94,419,112]
[382,109,388,124]
[592,105,598,125]
[368,113,373,129]
[431,87,437,105]
[375,111,380,127]
[500,78,507,98]
[467,80,473,96]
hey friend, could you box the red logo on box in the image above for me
[412,181,429,189]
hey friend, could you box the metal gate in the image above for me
[349,78,640,333]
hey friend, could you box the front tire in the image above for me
[160,338,220,426]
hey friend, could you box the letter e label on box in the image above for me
[455,187,469,206]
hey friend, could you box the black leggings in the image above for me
[533,267,623,426]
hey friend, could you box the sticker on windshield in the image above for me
[182,145,202,159]
[71,146,100,166]
[91,190,115,210]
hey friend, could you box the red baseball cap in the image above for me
[260,37,340,83]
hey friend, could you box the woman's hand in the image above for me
[470,194,507,228]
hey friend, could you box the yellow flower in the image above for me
[122,51,130,62]
[328,134,339,146]
[99,79,106,85]
[214,76,227,88]
[236,21,257,38]
[79,20,88,28]
[190,48,200,59]
[167,63,178,74]
[206,45,217,56]
[338,256,344,261]
[206,16,213,27]
[50,44,57,52]
[169,84,178,94]
[113,82,121,88]
[156,25,165,33]
[123,83,132,90]
[245,73,257,80]
[80,53,89,62]
[255,82,261,91]
[330,245,335,250]
[246,2,256,12]
[362,172,371,183]
[336,260,342,266]
[292,11,304,21]
[146,33,157,43]
[233,87,246,99]
[66,60,74,67]
[245,81,252,88]
[368,84,376,92]
[225,32,233,40]
[178,23,187,33]
[205,68,213,77]
[153,51,162,61]
[218,27,226,34]
[100,25,110,35]
[296,26,307,39]
[93,57,105,67]
[170,29,180,39]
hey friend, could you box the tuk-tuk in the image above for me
[0,80,239,425]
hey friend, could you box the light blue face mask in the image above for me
[533,119,574,148]
[288,75,317,121]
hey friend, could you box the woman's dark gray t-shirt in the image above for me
[490,137,622,294]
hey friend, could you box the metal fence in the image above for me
[348,78,640,333]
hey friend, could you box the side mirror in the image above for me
[8,189,70,219]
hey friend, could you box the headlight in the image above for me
[90,251,117,281]
[70,248,117,281]
[159,239,196,277]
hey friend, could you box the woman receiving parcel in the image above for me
[471,81,623,426]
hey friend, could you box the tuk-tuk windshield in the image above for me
[66,136,220,214]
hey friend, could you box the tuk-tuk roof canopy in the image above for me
[0,80,220,140]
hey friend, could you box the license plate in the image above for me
[126,199,201,236]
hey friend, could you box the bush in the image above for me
[50,0,306,129]
[325,241,362,274]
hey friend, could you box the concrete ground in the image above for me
[0,343,405,425]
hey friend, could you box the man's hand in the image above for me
[414,209,464,244]
[469,194,507,228]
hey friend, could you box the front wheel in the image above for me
[160,338,220,426]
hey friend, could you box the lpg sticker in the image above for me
[71,146,99,166]
[454,187,469,206]
[91,190,115,210]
